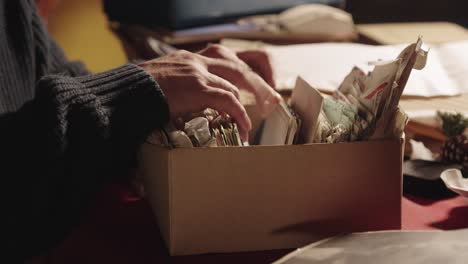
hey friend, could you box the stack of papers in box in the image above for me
[260,38,428,145]
[260,101,301,145]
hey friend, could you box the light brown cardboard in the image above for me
[139,135,403,255]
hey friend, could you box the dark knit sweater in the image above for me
[0,0,169,261]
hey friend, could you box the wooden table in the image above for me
[47,22,468,263]
[45,184,468,264]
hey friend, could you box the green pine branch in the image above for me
[437,111,468,138]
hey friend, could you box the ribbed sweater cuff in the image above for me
[74,64,162,105]
[74,64,170,159]
[38,63,169,168]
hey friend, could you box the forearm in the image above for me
[1,64,169,261]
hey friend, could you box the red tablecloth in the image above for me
[402,194,468,230]
[46,184,468,264]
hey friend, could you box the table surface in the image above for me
[45,184,468,264]
[29,20,468,263]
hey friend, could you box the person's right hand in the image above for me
[138,46,281,140]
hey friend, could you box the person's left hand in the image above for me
[198,44,281,115]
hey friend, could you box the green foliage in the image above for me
[438,111,468,138]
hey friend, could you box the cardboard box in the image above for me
[139,120,404,255]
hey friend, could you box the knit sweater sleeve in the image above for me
[1,64,169,260]
[0,1,171,260]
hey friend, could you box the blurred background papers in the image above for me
[222,39,468,97]
[267,41,462,97]
[406,109,468,128]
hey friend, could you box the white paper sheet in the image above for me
[437,41,468,94]
[267,41,468,97]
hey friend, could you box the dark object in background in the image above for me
[438,111,468,171]
[346,0,468,27]
[104,0,170,28]
[403,160,465,199]
[441,134,468,170]
[104,0,345,29]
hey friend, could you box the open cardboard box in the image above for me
[138,102,404,256]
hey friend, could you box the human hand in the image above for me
[198,44,281,115]
[139,45,281,140]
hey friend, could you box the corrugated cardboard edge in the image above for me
[139,144,174,253]
[168,149,175,254]
[399,136,404,227]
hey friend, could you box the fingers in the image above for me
[203,74,250,140]
[204,56,282,116]
[199,44,276,88]
[199,44,281,115]
[205,73,241,99]
[204,89,251,140]
[143,48,265,140]
[236,50,276,88]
